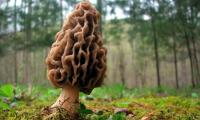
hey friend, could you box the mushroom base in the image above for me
[51,85,80,117]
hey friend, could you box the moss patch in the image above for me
[0,96,200,120]
[0,84,200,120]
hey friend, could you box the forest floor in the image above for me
[0,84,200,120]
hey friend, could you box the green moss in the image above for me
[0,85,200,120]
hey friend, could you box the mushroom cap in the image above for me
[45,1,107,94]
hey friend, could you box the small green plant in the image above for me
[108,113,126,120]
[79,103,93,115]
[0,84,14,109]
[0,84,14,98]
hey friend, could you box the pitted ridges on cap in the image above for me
[45,1,107,94]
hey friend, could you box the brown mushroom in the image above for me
[45,1,107,117]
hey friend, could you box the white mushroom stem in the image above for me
[51,84,79,116]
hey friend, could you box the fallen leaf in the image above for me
[141,112,154,120]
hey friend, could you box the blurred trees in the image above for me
[174,0,200,87]
[0,0,67,88]
[0,0,200,88]
[106,0,200,88]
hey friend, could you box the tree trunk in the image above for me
[172,37,179,89]
[151,17,161,87]
[191,32,200,84]
[175,0,196,87]
[118,45,125,85]
[97,0,103,33]
[130,41,139,87]
[60,0,63,26]
[13,0,18,96]
[184,31,195,87]
[13,52,18,94]
[189,4,200,84]
[24,0,32,92]
[142,58,147,87]
[5,0,9,32]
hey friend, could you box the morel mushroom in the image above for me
[45,1,107,117]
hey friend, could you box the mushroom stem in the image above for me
[51,84,79,116]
